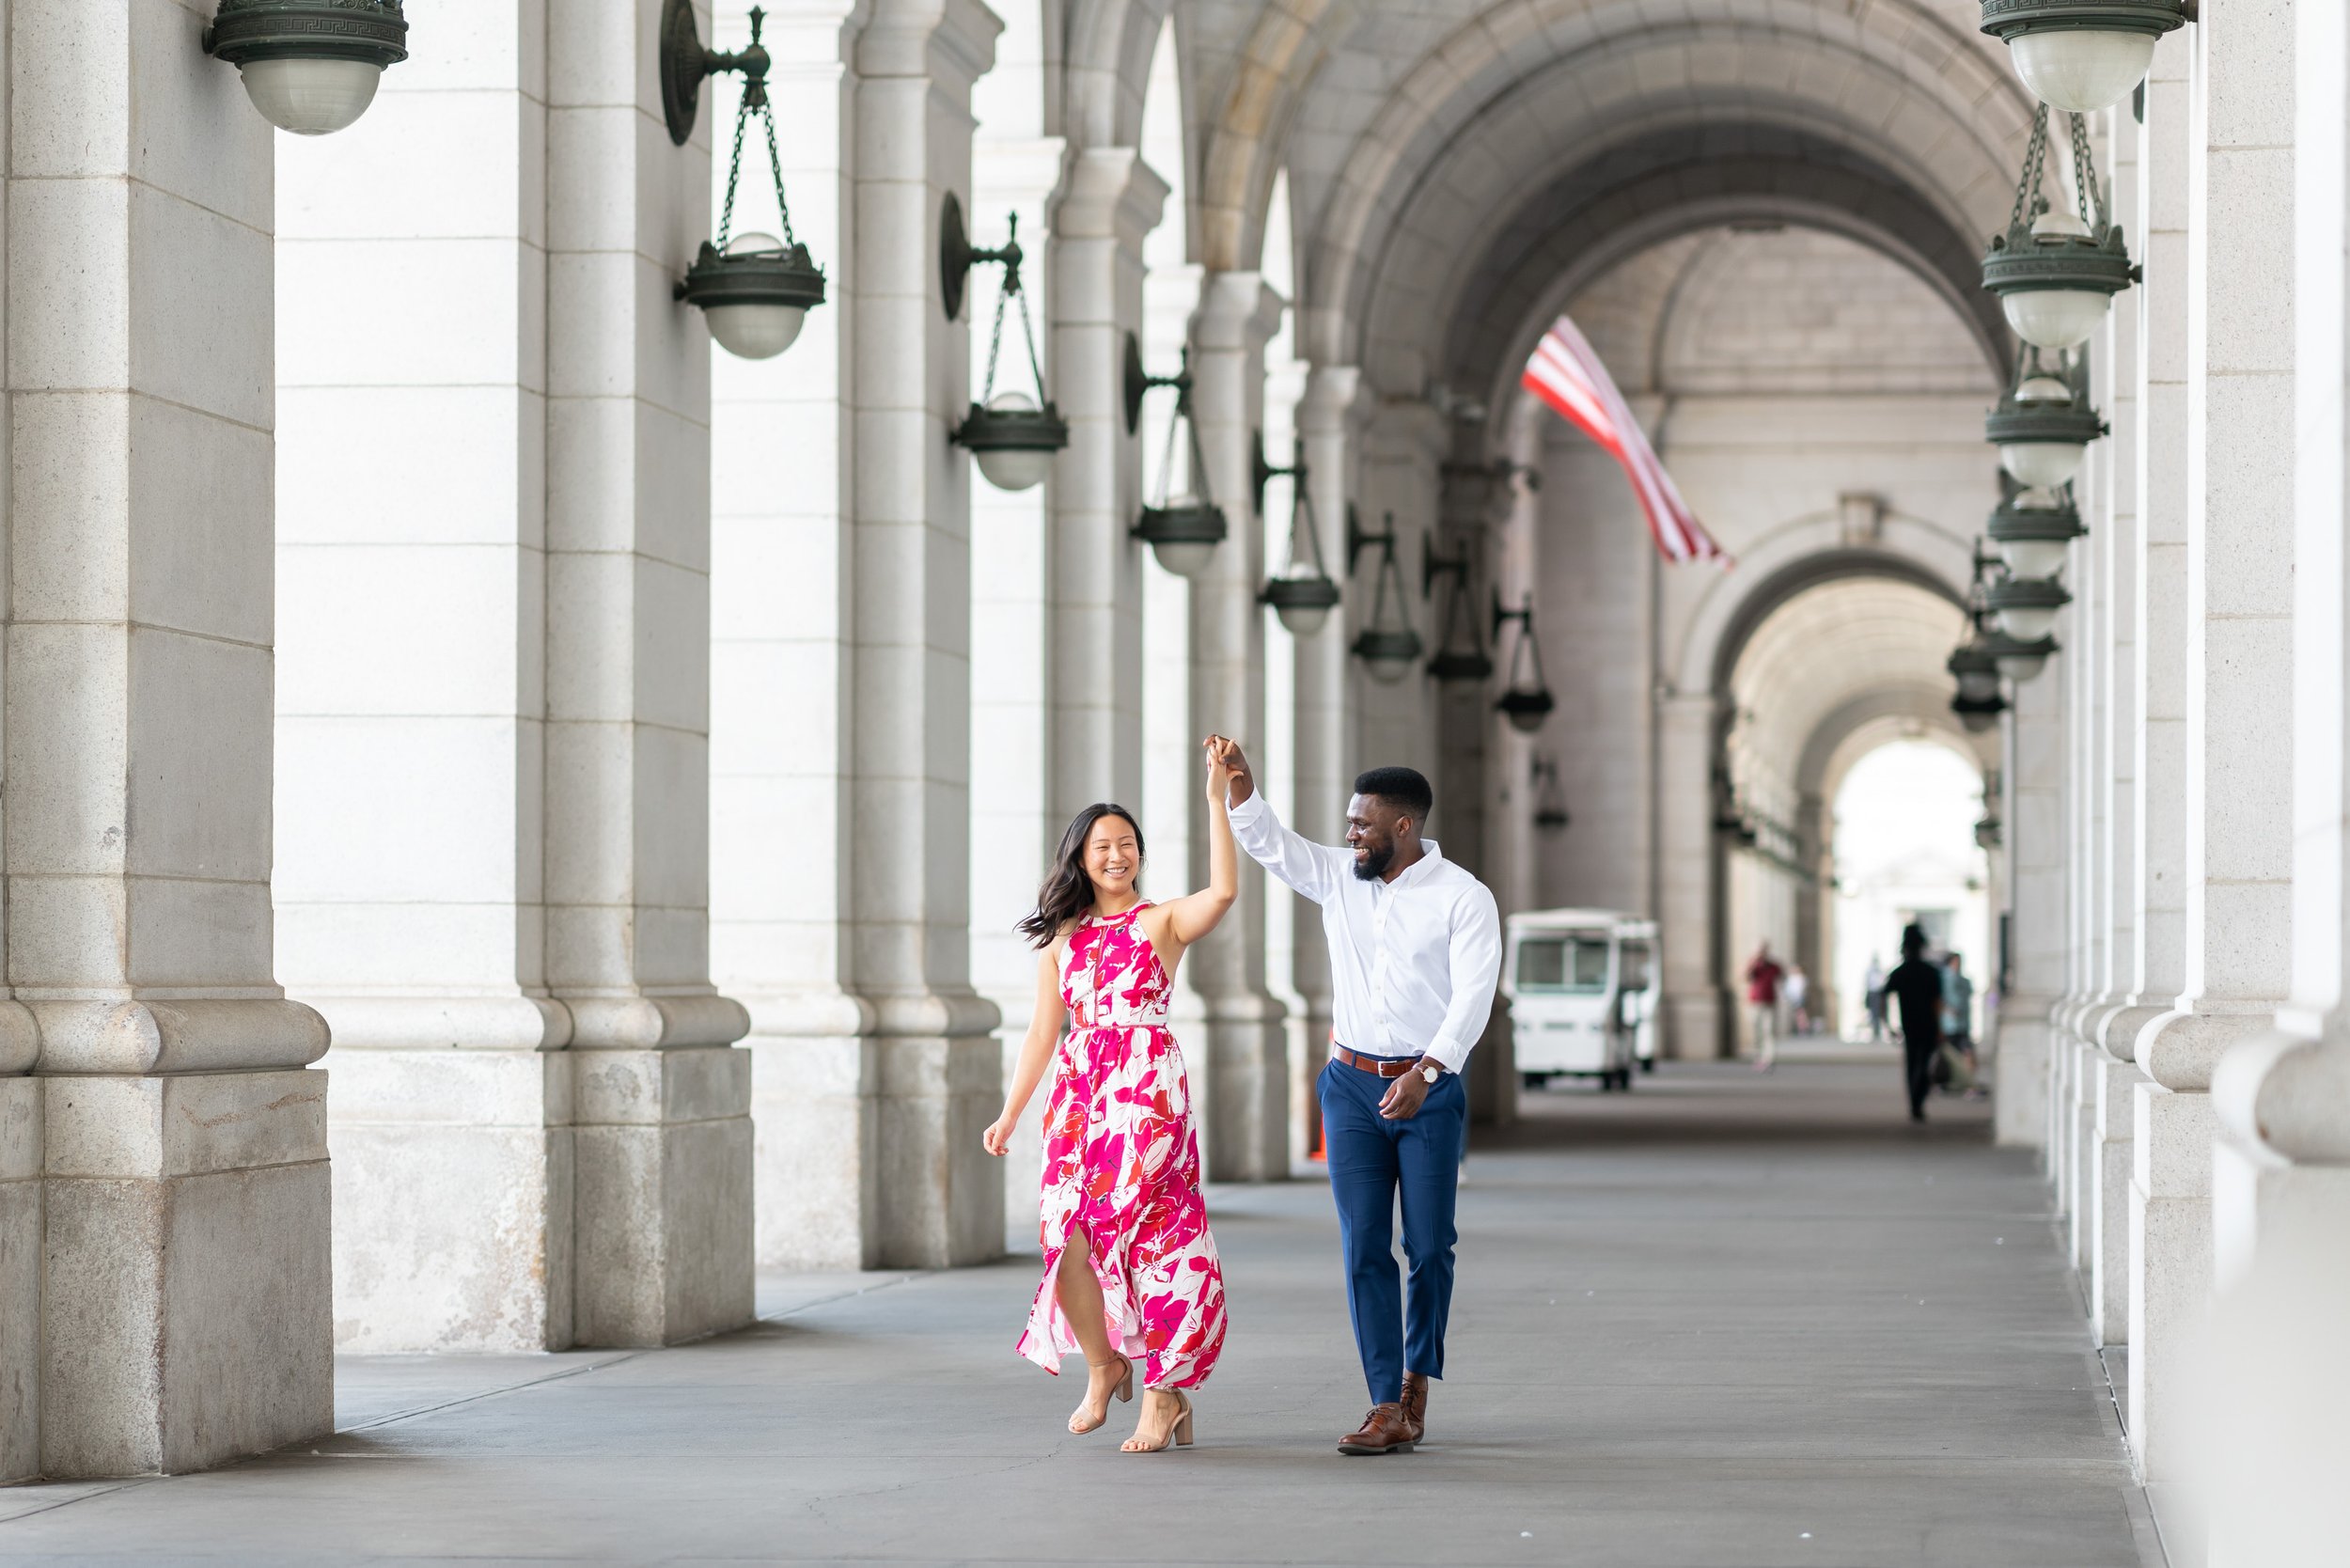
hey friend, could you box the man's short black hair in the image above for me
[1354,766,1434,823]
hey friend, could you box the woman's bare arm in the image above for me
[983,945,1066,1156]
[1156,745,1240,951]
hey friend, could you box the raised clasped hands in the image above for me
[1202,734,1252,806]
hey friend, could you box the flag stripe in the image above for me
[1522,315,1725,564]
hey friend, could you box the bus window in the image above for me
[1517,933,1612,994]
[1619,941,1652,991]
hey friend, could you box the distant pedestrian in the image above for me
[1863,955,1888,1043]
[1745,943,1784,1071]
[1885,925,1944,1122]
[1940,953,1978,1090]
[1783,964,1810,1035]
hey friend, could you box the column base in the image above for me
[327,1044,576,1353]
[1992,1008,2052,1150]
[1202,996,1290,1184]
[573,1046,755,1346]
[751,1034,882,1271]
[876,1036,1005,1268]
[1662,989,1725,1062]
[0,1077,39,1482]
[2090,1054,2147,1346]
[2127,1078,2217,1483]
[41,1070,334,1478]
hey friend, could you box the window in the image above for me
[1517,934,1610,993]
[1620,942,1652,991]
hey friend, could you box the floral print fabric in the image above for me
[1016,904,1228,1390]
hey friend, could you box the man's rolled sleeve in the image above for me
[1425,885,1503,1074]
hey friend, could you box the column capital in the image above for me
[856,0,1000,89]
[974,135,1071,210]
[1193,270,1285,355]
[1055,146,1169,252]
[1364,396,1450,463]
[1298,364,1366,437]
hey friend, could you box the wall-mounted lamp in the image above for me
[1252,433,1340,635]
[1129,339,1225,577]
[1532,757,1570,833]
[1347,510,1423,683]
[943,201,1066,491]
[1423,538,1493,682]
[1492,594,1556,733]
[204,0,408,135]
[667,4,826,360]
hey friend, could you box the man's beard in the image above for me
[1352,840,1395,881]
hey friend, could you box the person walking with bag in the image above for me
[1207,736,1501,1456]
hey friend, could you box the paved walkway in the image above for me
[0,1061,2155,1567]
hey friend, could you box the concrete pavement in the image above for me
[0,1062,2155,1566]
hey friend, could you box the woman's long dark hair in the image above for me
[1017,803,1144,949]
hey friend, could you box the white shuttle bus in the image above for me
[1503,908,1660,1092]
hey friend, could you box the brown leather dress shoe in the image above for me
[1337,1403,1416,1455]
[1400,1372,1429,1443]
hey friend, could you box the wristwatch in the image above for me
[1418,1060,1442,1086]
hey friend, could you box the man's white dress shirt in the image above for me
[1228,792,1503,1074]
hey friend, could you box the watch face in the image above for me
[1421,1065,1440,1084]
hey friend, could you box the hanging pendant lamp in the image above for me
[1347,511,1424,683]
[1987,349,2105,489]
[1131,346,1227,577]
[1492,593,1556,734]
[204,0,408,134]
[944,200,1068,491]
[1980,0,2186,114]
[1982,104,2138,351]
[1422,538,1495,682]
[1252,434,1341,635]
[670,6,825,360]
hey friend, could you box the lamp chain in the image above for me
[2067,111,2107,233]
[2005,103,2050,233]
[980,276,1011,400]
[715,90,798,254]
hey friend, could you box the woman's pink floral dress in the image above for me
[1016,904,1228,1390]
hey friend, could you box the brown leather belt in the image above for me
[1332,1043,1420,1079]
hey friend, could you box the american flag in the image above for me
[1522,315,1726,565]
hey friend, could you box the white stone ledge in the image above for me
[307,995,571,1053]
[27,998,328,1075]
[563,994,750,1050]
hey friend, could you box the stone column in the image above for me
[274,1,575,1356]
[1187,271,1289,1181]
[1997,640,2065,1151]
[850,0,1005,1262]
[544,0,753,1344]
[967,133,1072,1249]
[1289,364,1363,1163]
[2130,0,2297,1490]
[1658,692,1724,1060]
[1048,148,1164,817]
[2080,101,2152,1351]
[2201,14,2350,1558]
[709,0,875,1272]
[8,4,332,1474]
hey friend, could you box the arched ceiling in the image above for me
[1262,0,2030,384]
[1563,223,1998,399]
[1726,575,1969,782]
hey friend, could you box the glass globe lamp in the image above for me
[1353,628,1425,685]
[1987,372,2104,490]
[1986,486,2087,580]
[1986,573,2072,644]
[954,390,1067,493]
[1134,498,1226,579]
[680,231,826,360]
[203,0,409,136]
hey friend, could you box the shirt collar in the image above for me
[1376,839,1444,891]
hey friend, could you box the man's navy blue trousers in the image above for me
[1317,1056,1466,1406]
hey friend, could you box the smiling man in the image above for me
[1206,736,1502,1456]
